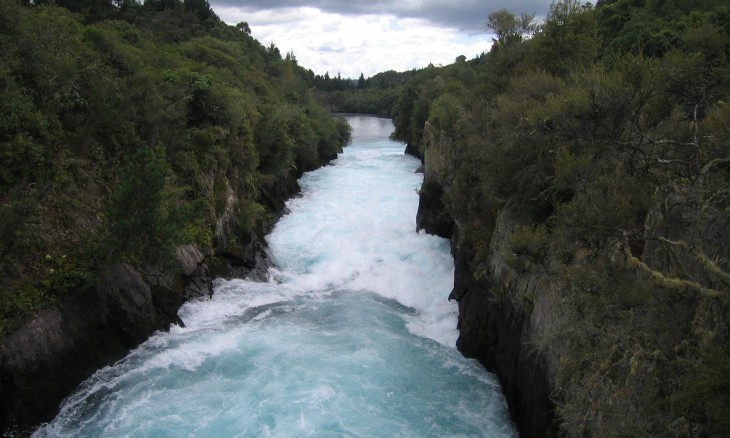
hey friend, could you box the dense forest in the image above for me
[312,69,417,117]
[391,0,730,435]
[0,0,350,337]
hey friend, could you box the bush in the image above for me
[505,224,550,271]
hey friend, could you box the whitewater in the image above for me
[35,115,517,437]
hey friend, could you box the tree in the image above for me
[531,0,600,75]
[183,0,216,22]
[236,21,251,35]
[358,73,366,89]
[485,8,536,49]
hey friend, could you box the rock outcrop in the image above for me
[0,261,193,435]
[413,120,730,436]
[448,213,559,438]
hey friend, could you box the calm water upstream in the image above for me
[35,115,517,437]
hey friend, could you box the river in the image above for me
[35,115,516,437]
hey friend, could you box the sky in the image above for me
[209,0,554,79]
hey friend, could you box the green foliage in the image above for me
[428,94,461,135]
[314,87,401,117]
[237,198,267,234]
[505,224,550,272]
[183,0,216,22]
[391,62,479,155]
[40,253,96,296]
[675,344,730,435]
[389,0,730,434]
[530,1,600,76]
[0,0,350,336]
[254,104,298,176]
[486,8,536,48]
[596,0,730,57]
[334,116,352,147]
[312,69,418,117]
[554,168,654,251]
[174,196,215,249]
[0,285,52,337]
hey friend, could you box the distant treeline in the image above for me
[311,69,424,117]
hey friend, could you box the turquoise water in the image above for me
[35,116,516,437]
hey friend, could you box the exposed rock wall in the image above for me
[0,258,212,435]
[415,123,456,238]
[414,123,730,436]
[448,212,559,438]
[416,179,453,238]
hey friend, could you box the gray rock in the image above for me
[176,244,205,276]
[96,264,157,342]
[0,263,182,433]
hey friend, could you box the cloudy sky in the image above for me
[209,0,553,79]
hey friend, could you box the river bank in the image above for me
[0,166,303,435]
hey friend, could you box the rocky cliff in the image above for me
[418,201,559,436]
[0,253,210,435]
[448,211,559,438]
[413,121,730,437]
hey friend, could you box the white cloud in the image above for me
[214,6,491,78]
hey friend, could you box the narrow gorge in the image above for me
[20,116,516,437]
[3,0,729,436]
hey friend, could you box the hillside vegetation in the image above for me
[0,0,350,336]
[392,0,730,435]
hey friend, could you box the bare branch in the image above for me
[622,241,723,299]
[701,156,730,175]
[655,237,730,288]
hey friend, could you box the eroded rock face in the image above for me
[177,244,205,277]
[0,168,308,434]
[404,142,423,161]
[175,245,213,301]
[0,247,220,435]
[96,264,159,342]
[450,228,558,438]
[416,179,454,238]
[0,263,163,434]
[210,171,299,282]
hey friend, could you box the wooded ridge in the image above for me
[392,0,730,435]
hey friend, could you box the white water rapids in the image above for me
[35,115,517,437]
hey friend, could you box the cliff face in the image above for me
[415,122,730,437]
[448,211,559,438]
[0,169,301,435]
[412,122,557,436]
[0,257,211,434]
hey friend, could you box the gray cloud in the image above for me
[317,45,345,53]
[210,0,552,32]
